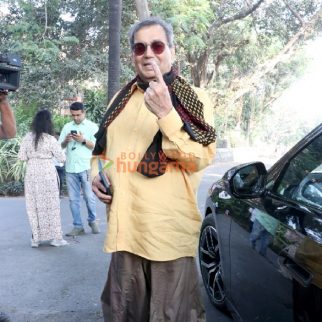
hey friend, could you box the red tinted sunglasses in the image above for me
[132,41,166,56]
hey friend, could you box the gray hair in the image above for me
[128,17,174,49]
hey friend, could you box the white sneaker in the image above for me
[50,239,68,247]
[30,239,39,248]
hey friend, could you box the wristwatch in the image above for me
[82,139,86,145]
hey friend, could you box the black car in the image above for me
[199,123,322,322]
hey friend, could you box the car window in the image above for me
[275,133,322,210]
[301,179,322,203]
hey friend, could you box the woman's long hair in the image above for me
[31,109,54,150]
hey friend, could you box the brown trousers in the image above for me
[101,251,206,322]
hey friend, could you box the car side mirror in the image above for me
[227,162,268,199]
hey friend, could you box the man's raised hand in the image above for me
[144,62,173,119]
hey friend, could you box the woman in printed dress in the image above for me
[18,109,68,247]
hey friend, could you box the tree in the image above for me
[135,0,150,20]
[0,0,109,108]
[107,0,122,101]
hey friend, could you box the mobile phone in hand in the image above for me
[99,171,112,196]
[70,130,77,135]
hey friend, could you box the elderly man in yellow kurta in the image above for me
[91,17,216,322]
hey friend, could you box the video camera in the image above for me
[0,53,21,92]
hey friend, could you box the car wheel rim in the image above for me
[199,225,226,305]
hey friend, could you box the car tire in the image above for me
[199,214,228,311]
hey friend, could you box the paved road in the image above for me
[0,162,235,322]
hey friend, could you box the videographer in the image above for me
[0,93,13,320]
[0,91,16,139]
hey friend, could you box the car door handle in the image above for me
[282,257,312,287]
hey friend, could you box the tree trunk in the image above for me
[135,0,150,21]
[107,0,122,102]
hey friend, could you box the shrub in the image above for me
[84,89,107,124]
[0,137,26,183]
[0,181,24,196]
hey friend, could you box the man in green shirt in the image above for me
[59,102,99,236]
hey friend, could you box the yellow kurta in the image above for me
[91,83,215,261]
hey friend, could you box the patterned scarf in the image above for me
[93,69,216,177]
